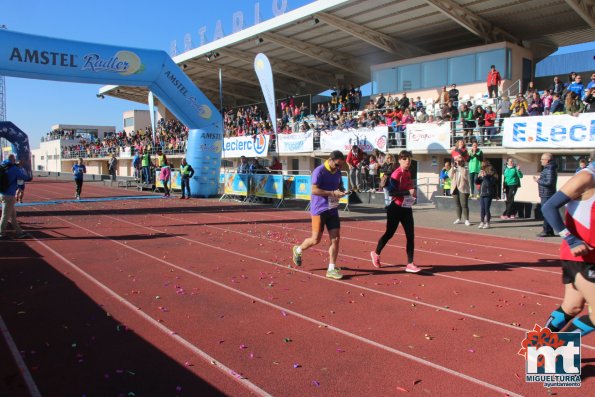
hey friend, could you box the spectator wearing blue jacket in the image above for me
[0,154,29,239]
[566,75,585,100]
[534,153,558,237]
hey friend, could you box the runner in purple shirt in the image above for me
[292,150,347,279]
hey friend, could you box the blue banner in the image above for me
[251,174,283,199]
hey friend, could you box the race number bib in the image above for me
[402,195,416,208]
[328,196,340,209]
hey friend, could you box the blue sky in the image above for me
[3,0,314,147]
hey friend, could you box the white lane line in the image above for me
[29,236,273,397]
[37,213,522,397]
[0,315,43,397]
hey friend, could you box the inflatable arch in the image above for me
[0,30,222,197]
[0,122,32,179]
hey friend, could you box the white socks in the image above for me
[328,263,335,271]
[296,246,302,254]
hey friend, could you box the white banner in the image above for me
[503,113,595,148]
[222,134,270,158]
[406,123,451,151]
[254,53,277,135]
[320,127,388,153]
[277,131,314,154]
[119,146,132,158]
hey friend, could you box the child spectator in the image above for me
[475,163,498,229]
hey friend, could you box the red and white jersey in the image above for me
[561,166,595,263]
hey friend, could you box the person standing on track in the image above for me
[72,157,86,200]
[292,150,347,280]
[542,149,595,337]
[0,154,29,239]
[370,150,420,273]
[179,158,194,199]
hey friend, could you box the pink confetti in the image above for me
[293,363,301,368]
[396,386,409,392]
[336,348,345,353]
[184,361,193,367]
[281,311,287,317]
[467,349,475,353]
[312,380,320,387]
[239,344,247,349]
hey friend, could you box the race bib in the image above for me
[402,195,416,208]
[328,196,340,209]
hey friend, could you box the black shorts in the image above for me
[311,211,340,234]
[562,260,595,285]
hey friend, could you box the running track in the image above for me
[1,180,593,396]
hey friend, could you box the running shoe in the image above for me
[370,251,381,268]
[500,215,509,220]
[405,263,421,273]
[180,196,185,199]
[509,215,516,219]
[478,222,484,229]
[76,195,80,200]
[482,223,490,229]
[326,268,343,279]
[292,245,302,266]
[453,219,461,224]
[464,220,471,226]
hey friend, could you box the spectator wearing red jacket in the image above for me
[346,144,364,192]
[487,65,502,98]
[484,106,497,142]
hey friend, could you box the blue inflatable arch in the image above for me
[0,122,33,179]
[0,30,222,197]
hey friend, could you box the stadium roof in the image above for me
[100,0,595,107]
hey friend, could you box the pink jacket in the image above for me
[159,166,171,181]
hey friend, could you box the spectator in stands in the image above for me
[398,92,410,110]
[368,154,379,191]
[584,87,595,112]
[439,159,452,196]
[524,81,537,103]
[549,76,565,97]
[511,94,528,116]
[442,100,457,121]
[534,153,558,237]
[459,104,475,142]
[416,107,429,123]
[486,65,502,98]
[414,96,424,112]
[473,105,486,142]
[132,151,141,181]
[372,148,385,166]
[249,158,265,174]
[179,158,194,199]
[0,155,29,239]
[386,94,395,109]
[237,156,249,173]
[587,73,595,90]
[448,84,459,104]
[566,74,585,100]
[159,161,171,198]
[496,95,511,132]
[380,154,396,207]
[528,92,544,116]
[502,158,523,219]
[484,106,497,142]
[542,90,553,115]
[108,153,118,181]
[437,86,449,109]
[451,139,470,162]
[550,92,565,114]
[449,155,472,226]
[376,93,386,109]
[565,92,585,116]
[564,72,577,92]
[267,157,283,174]
[346,144,365,192]
[72,157,86,200]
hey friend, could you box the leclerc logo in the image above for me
[253,135,266,155]
[518,324,581,387]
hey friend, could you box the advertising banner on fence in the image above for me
[282,175,348,203]
[319,127,388,153]
[222,134,270,158]
[277,131,314,154]
[250,174,283,199]
[223,173,249,196]
[406,123,451,151]
[503,113,595,148]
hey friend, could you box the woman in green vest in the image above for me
[468,141,483,198]
[501,158,523,219]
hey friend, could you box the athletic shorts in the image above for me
[562,260,595,285]
[311,211,340,234]
[17,185,25,191]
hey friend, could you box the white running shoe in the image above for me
[478,222,484,229]
[464,220,471,226]
[482,223,490,229]
[453,219,461,224]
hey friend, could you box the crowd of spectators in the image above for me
[60,119,188,159]
[44,129,78,141]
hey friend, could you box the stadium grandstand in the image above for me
[40,0,593,204]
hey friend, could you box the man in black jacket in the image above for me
[534,153,558,237]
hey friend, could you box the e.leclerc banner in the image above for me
[502,113,595,148]
[222,134,270,158]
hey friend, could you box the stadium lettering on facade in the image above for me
[9,48,77,67]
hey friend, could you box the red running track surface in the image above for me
[1,180,593,396]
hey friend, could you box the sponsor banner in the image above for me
[154,170,181,190]
[319,127,388,153]
[503,113,595,148]
[223,173,249,196]
[282,175,348,203]
[254,53,277,134]
[251,174,283,199]
[222,134,270,158]
[277,131,314,154]
[119,146,132,158]
[406,123,451,151]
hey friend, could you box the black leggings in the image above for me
[375,202,415,263]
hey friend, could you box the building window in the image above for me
[124,117,135,127]
[422,59,448,89]
[552,154,590,173]
[476,49,508,80]
[372,68,397,95]
[448,54,476,85]
[398,63,421,92]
